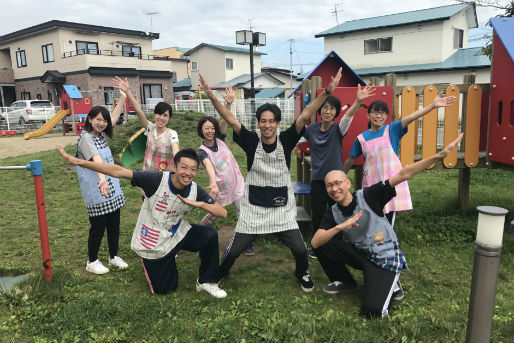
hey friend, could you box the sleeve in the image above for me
[338,116,354,136]
[233,124,257,153]
[77,134,98,161]
[217,133,226,142]
[303,124,311,140]
[390,120,408,140]
[169,129,179,144]
[280,120,305,153]
[319,209,337,231]
[195,185,215,204]
[349,137,362,158]
[198,149,209,163]
[144,121,154,137]
[131,170,163,198]
[362,180,397,216]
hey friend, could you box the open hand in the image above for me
[335,211,362,231]
[177,194,203,208]
[112,76,129,94]
[433,92,457,108]
[439,133,463,158]
[56,145,80,165]
[223,87,235,105]
[98,179,110,197]
[356,84,376,102]
[326,67,342,93]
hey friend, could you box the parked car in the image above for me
[4,100,56,125]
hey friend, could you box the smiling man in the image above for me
[57,146,228,298]
[311,133,463,317]
[199,69,342,292]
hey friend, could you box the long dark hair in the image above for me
[83,106,113,138]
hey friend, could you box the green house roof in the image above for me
[316,3,476,37]
[354,47,490,76]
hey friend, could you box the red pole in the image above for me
[29,161,52,281]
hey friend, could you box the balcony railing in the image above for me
[62,49,176,61]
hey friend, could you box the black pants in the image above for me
[141,224,220,295]
[314,235,398,318]
[220,229,308,279]
[311,180,335,238]
[88,209,120,262]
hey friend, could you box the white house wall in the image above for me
[224,51,261,83]
[360,68,490,86]
[189,47,225,89]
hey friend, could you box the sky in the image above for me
[0,0,508,75]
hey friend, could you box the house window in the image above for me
[191,61,198,71]
[76,41,99,55]
[21,92,31,100]
[16,50,27,67]
[143,84,163,102]
[42,44,54,63]
[364,37,393,54]
[48,91,53,102]
[104,87,114,105]
[122,45,141,58]
[453,29,464,49]
[226,58,233,70]
[36,94,42,100]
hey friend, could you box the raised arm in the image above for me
[219,87,235,135]
[343,156,355,173]
[109,91,127,127]
[401,92,456,129]
[176,194,227,218]
[200,74,241,134]
[201,158,219,198]
[339,84,376,135]
[57,145,133,180]
[112,76,149,129]
[296,67,342,133]
[389,133,463,187]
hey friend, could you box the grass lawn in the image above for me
[1,111,513,343]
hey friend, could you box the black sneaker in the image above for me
[298,273,314,292]
[307,249,317,259]
[323,281,357,294]
[392,281,405,300]
[244,243,255,256]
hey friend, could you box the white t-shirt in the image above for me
[144,121,179,145]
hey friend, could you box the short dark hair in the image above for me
[174,148,199,166]
[154,102,173,117]
[318,95,342,119]
[367,100,390,129]
[256,103,281,122]
[83,106,113,138]
[197,116,220,139]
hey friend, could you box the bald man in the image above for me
[311,134,463,318]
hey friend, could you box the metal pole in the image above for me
[249,43,256,130]
[465,206,508,343]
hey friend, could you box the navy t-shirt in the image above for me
[131,170,213,203]
[304,122,345,180]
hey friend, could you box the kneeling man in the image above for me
[312,134,463,317]
[58,146,228,298]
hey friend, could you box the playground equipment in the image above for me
[119,127,147,167]
[23,109,70,139]
[293,23,514,215]
[0,160,52,281]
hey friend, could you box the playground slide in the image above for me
[24,109,70,140]
[119,127,147,167]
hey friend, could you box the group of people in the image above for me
[57,67,462,318]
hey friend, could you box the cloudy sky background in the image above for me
[0,0,508,75]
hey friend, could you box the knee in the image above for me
[361,303,387,319]
[204,227,218,241]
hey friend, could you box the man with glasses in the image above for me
[199,69,342,292]
[312,134,462,317]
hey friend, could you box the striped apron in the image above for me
[358,125,412,213]
[235,135,298,234]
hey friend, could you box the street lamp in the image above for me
[236,29,266,129]
[465,205,509,343]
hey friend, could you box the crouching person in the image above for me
[311,134,463,317]
[57,146,228,298]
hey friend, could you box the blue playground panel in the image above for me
[292,182,311,195]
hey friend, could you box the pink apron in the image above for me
[144,127,175,172]
[357,125,412,213]
[199,138,244,206]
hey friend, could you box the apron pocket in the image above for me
[249,185,288,207]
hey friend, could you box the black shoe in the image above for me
[323,281,357,294]
[307,249,317,259]
[392,281,405,300]
[298,273,314,292]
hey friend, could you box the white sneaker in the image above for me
[196,280,227,298]
[108,256,128,269]
[86,260,109,275]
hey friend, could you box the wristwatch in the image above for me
[324,88,331,95]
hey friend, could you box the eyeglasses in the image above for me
[370,111,388,116]
[326,180,345,190]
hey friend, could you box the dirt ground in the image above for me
[0,133,78,158]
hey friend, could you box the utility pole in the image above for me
[289,39,295,92]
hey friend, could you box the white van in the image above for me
[145,98,165,112]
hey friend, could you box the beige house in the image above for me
[184,43,265,91]
[153,46,190,80]
[0,20,189,107]
[315,3,490,86]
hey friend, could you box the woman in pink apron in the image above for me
[343,92,456,226]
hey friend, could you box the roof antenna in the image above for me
[145,11,159,32]
[331,3,344,26]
